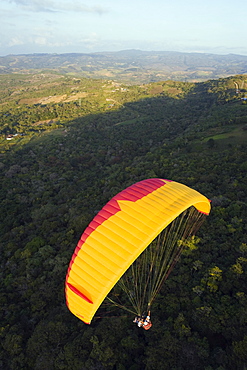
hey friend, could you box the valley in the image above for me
[0,69,247,370]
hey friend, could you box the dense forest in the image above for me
[0,72,247,369]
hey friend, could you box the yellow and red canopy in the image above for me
[65,178,210,324]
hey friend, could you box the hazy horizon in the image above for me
[2,49,247,58]
[1,0,247,57]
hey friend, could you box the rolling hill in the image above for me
[0,71,247,369]
[1,50,247,82]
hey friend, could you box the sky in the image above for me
[1,0,247,56]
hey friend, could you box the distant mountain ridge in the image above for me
[1,50,247,82]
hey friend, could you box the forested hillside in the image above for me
[0,73,247,369]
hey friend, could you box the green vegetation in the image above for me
[0,74,196,152]
[0,72,247,369]
[1,50,247,82]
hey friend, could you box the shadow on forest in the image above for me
[25,82,244,157]
[1,77,247,370]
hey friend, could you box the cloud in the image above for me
[8,37,25,46]
[6,0,107,14]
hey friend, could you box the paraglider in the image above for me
[133,311,152,330]
[65,178,210,328]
